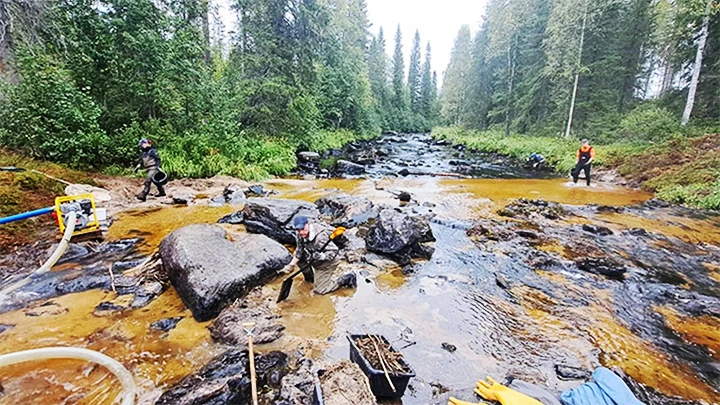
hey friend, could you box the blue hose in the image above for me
[0,206,55,225]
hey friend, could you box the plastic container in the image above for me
[152,169,168,186]
[347,334,415,398]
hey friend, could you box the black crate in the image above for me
[347,334,415,398]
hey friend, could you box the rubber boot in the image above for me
[136,193,147,202]
[155,184,166,197]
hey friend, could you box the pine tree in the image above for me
[440,25,473,126]
[391,25,406,113]
[368,28,390,129]
[420,42,434,120]
[408,30,422,113]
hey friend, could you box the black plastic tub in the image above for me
[347,334,415,398]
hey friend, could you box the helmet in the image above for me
[138,139,152,147]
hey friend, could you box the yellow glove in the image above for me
[448,397,488,405]
[474,377,544,405]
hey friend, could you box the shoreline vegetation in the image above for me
[432,126,720,210]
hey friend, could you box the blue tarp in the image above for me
[560,368,645,405]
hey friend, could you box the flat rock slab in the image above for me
[160,224,291,321]
[243,198,320,244]
[315,193,377,227]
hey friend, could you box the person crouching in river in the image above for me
[134,139,165,201]
[288,215,357,295]
[572,139,595,186]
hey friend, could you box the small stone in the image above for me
[398,168,410,177]
[150,317,184,332]
[441,342,457,353]
[218,211,244,225]
[555,364,590,381]
[0,324,14,335]
[495,273,514,289]
[627,228,648,236]
[398,191,412,203]
[582,224,614,236]
[515,230,539,239]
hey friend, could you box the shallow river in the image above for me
[1,134,719,405]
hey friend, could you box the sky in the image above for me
[365,0,488,81]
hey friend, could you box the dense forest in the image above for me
[439,0,720,141]
[0,0,438,178]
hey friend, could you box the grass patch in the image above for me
[0,149,98,250]
[432,126,647,173]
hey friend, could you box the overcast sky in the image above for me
[366,0,488,81]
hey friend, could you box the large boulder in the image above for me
[336,159,366,175]
[315,193,377,227]
[365,208,435,265]
[209,296,284,345]
[160,224,291,321]
[242,198,320,244]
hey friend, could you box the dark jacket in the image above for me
[294,224,339,265]
[138,147,161,169]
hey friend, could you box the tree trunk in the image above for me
[681,0,711,126]
[202,0,211,65]
[0,0,17,84]
[565,4,587,138]
[505,36,517,137]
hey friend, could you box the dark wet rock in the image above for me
[433,139,451,146]
[515,230,539,239]
[172,189,195,205]
[441,342,457,353]
[336,159,365,175]
[315,193,377,227]
[52,243,89,264]
[365,208,436,265]
[398,168,410,177]
[223,183,246,204]
[247,184,274,197]
[0,324,14,334]
[499,199,565,220]
[643,198,673,209]
[156,349,289,405]
[111,258,147,272]
[160,224,291,321]
[495,273,515,290]
[210,298,284,345]
[93,300,129,315]
[554,364,590,381]
[298,151,320,162]
[596,205,624,213]
[150,316,183,332]
[56,274,110,295]
[582,224,614,236]
[242,198,320,244]
[278,358,315,405]
[627,228,648,236]
[575,257,626,280]
[217,211,244,225]
[131,281,164,308]
[467,221,514,241]
[398,191,412,203]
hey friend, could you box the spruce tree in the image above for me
[420,42,434,120]
[408,30,423,113]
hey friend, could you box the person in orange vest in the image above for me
[572,139,595,186]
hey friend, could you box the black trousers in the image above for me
[572,162,591,185]
[141,168,165,196]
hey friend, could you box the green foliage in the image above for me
[617,104,681,143]
[0,50,109,168]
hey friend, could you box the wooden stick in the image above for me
[245,322,259,405]
[368,334,396,393]
[108,264,116,292]
[30,169,73,185]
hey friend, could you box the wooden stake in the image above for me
[244,322,258,405]
[369,334,396,393]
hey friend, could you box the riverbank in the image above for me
[432,127,720,209]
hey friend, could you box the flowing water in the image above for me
[1,134,719,405]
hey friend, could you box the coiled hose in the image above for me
[0,347,136,405]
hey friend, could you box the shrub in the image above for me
[617,104,680,143]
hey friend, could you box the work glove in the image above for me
[448,397,488,405]
[311,252,327,262]
[474,377,544,405]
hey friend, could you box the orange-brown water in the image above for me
[2,176,720,404]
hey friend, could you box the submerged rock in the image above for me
[150,317,184,332]
[160,224,291,321]
[0,324,13,335]
[336,159,366,175]
[582,224,614,236]
[365,208,435,265]
[499,199,565,220]
[575,257,626,280]
[242,198,320,244]
[315,193,377,227]
[156,349,289,405]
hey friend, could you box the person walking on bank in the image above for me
[288,215,356,295]
[572,139,595,186]
[135,139,165,201]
